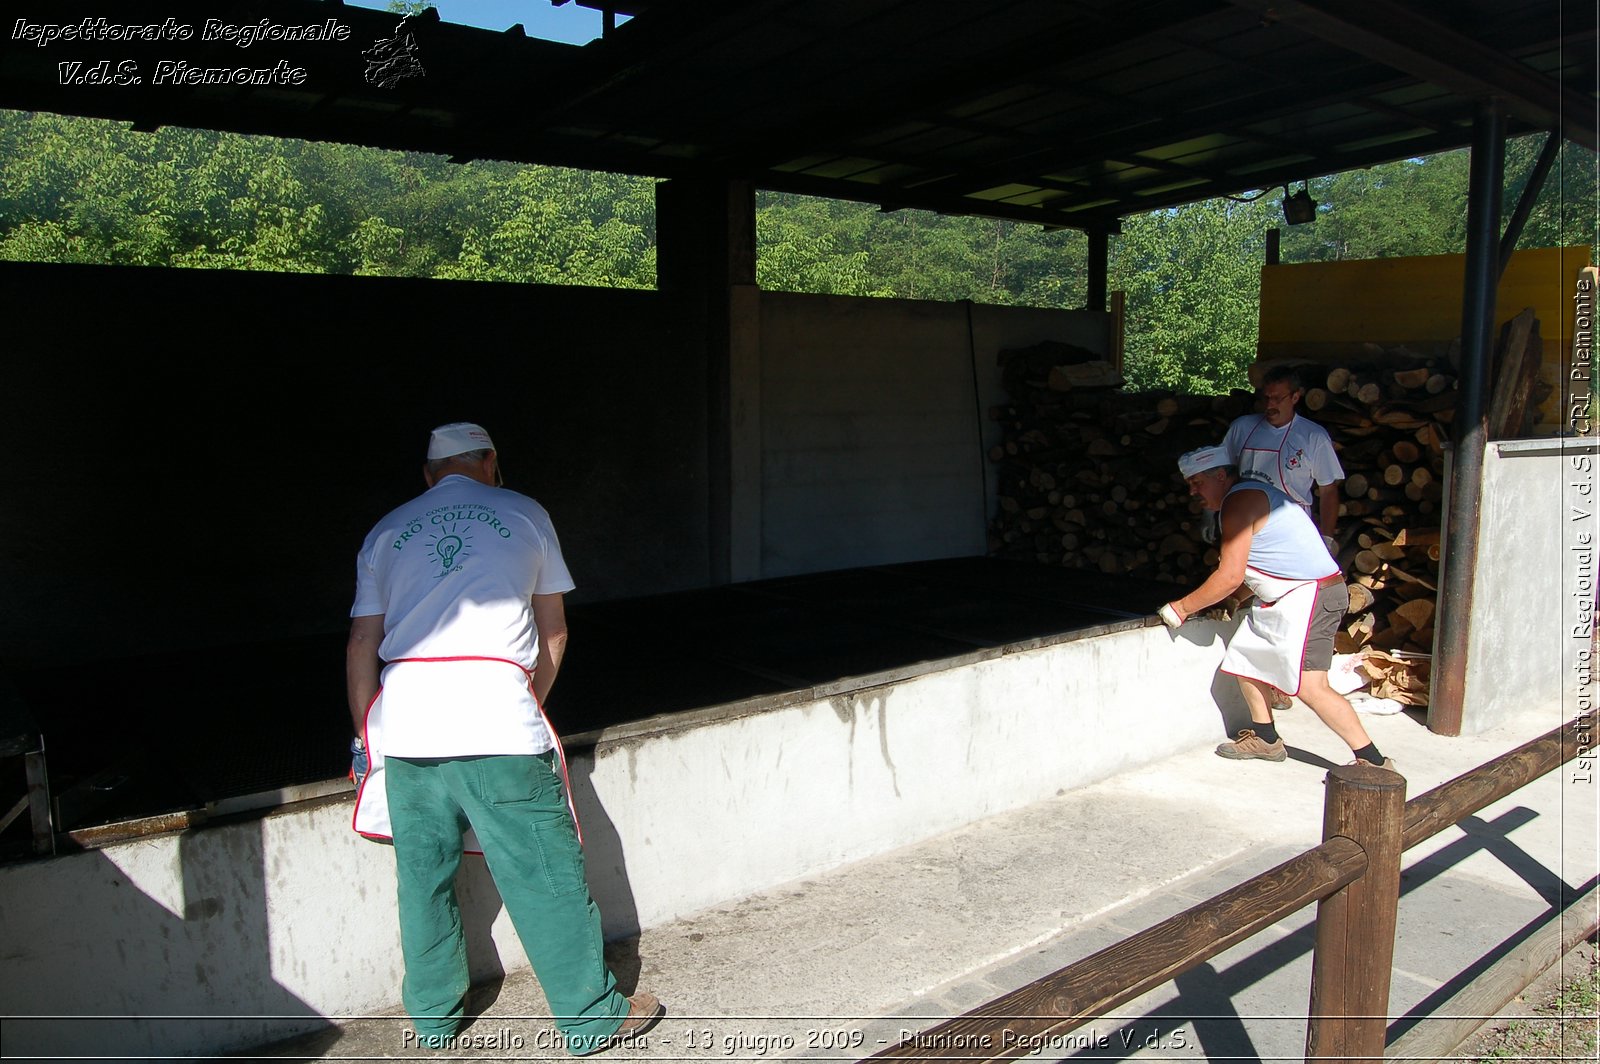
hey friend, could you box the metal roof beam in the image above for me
[910,67,1419,198]
[1224,0,1596,150]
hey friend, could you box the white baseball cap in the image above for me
[426,422,495,460]
[1177,444,1228,478]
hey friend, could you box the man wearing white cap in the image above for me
[1159,445,1392,770]
[1219,366,1344,713]
[346,422,662,1053]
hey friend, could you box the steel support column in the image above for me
[1086,227,1110,313]
[656,177,760,586]
[1431,101,1505,736]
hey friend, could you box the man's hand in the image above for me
[1322,533,1339,556]
[350,737,369,788]
[1159,602,1186,628]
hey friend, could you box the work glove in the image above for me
[350,737,369,788]
[1200,512,1219,545]
[1158,603,1183,629]
[1322,534,1339,556]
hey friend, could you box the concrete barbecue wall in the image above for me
[1456,437,1600,733]
[0,619,1242,1058]
[757,294,1109,577]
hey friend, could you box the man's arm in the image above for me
[1317,479,1342,538]
[346,614,385,734]
[531,592,569,706]
[1171,491,1263,620]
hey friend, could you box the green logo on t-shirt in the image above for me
[427,523,473,576]
[390,501,514,576]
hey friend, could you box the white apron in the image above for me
[1219,568,1325,695]
[351,656,581,853]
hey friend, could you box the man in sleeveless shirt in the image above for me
[346,422,663,1053]
[1219,365,1344,711]
[1159,445,1393,771]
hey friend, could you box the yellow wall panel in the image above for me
[1259,246,1590,355]
[1258,246,1592,433]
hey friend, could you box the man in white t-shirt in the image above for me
[1220,365,1344,543]
[347,422,662,1055]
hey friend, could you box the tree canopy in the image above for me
[1,109,1593,394]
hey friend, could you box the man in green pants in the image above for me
[347,422,662,1053]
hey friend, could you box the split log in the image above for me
[1487,308,1543,438]
[1391,598,1435,633]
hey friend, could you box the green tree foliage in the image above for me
[1278,152,1472,261]
[753,192,1090,307]
[755,194,882,296]
[0,109,656,286]
[4,109,1594,396]
[1503,133,1600,253]
[436,164,655,287]
[1278,136,1598,263]
[1111,198,1277,393]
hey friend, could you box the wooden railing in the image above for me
[866,720,1592,1063]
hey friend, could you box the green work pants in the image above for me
[386,752,627,1052]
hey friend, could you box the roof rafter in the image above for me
[1223,0,1597,150]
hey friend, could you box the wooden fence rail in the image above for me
[871,838,1367,1060]
[1401,723,1576,850]
[865,719,1583,1064]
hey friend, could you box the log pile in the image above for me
[988,341,1476,657]
[1307,353,1456,655]
[987,384,1253,584]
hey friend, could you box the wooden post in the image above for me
[1305,764,1406,1062]
[1086,227,1109,312]
[26,743,53,855]
[1108,290,1126,376]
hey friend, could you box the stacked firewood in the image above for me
[1309,358,1453,655]
[988,339,1476,657]
[987,382,1254,584]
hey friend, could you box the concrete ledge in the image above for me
[0,618,1239,1058]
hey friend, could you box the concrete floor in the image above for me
[245,699,1597,1063]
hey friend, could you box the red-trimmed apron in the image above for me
[1237,416,1312,510]
[351,656,582,853]
[1220,568,1340,695]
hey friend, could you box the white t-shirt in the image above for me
[351,475,575,757]
[1220,413,1343,511]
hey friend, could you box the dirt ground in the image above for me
[1458,938,1599,1062]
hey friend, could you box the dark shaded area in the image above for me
[5,557,1173,840]
[0,260,705,666]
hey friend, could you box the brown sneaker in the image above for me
[569,992,664,1056]
[1216,729,1286,762]
[617,992,664,1037]
[1271,690,1293,711]
[1348,757,1398,771]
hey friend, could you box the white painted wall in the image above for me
[757,293,1109,577]
[1458,437,1600,733]
[0,621,1239,1059]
